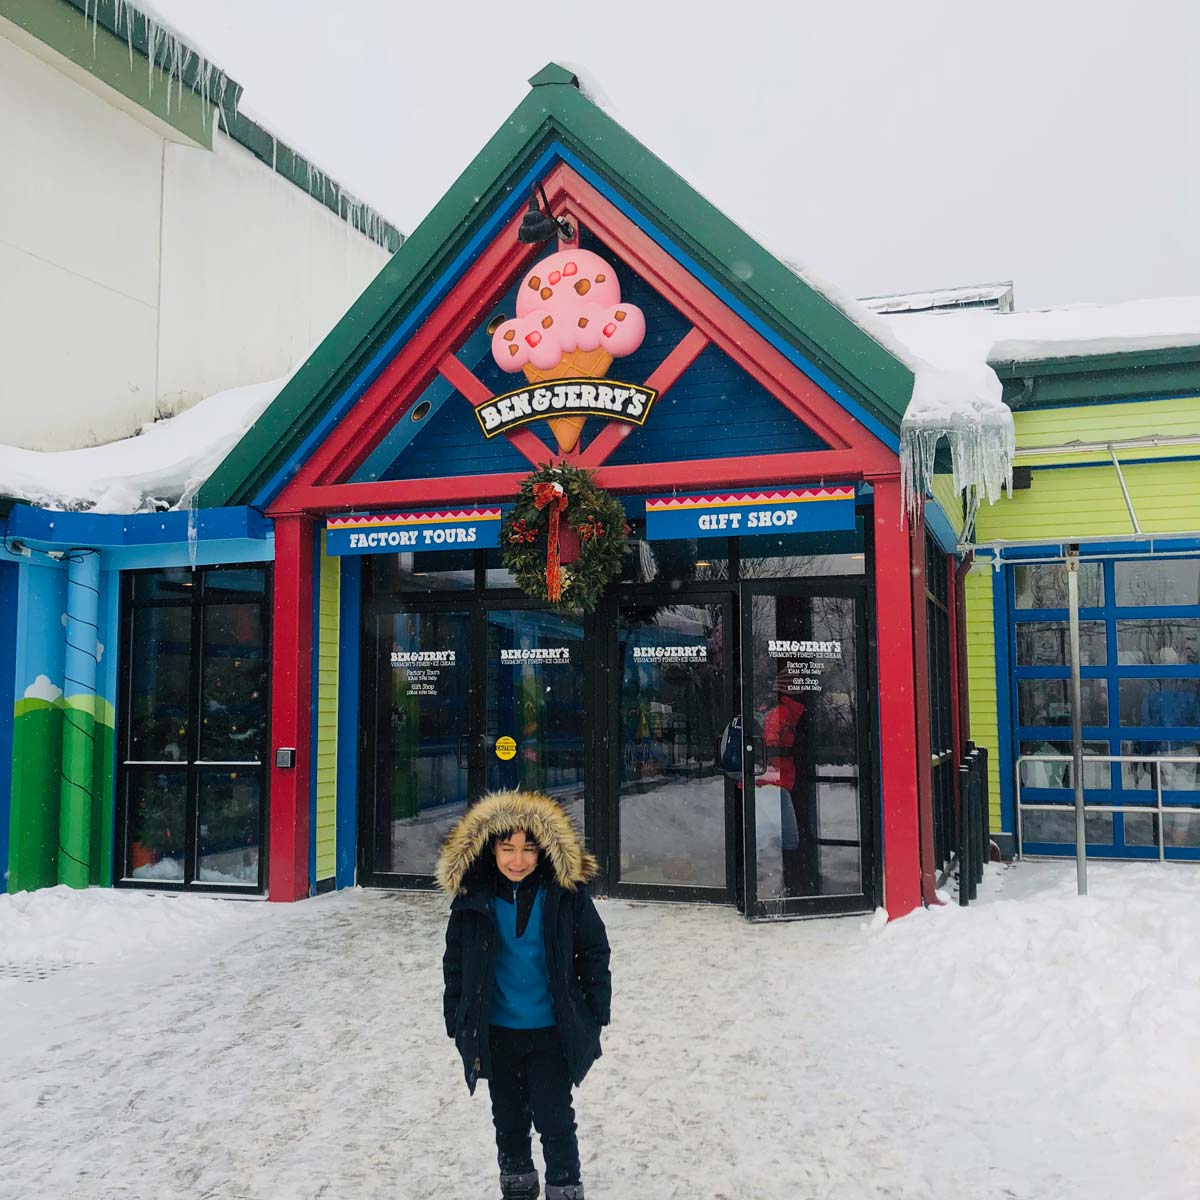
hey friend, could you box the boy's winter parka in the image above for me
[437,790,612,1094]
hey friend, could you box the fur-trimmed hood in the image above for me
[435,790,597,896]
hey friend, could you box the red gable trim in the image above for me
[272,163,894,516]
[285,448,870,513]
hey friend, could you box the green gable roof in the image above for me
[199,64,913,509]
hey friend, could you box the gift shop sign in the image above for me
[475,380,656,440]
[326,509,504,556]
[644,485,855,541]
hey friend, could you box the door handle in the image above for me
[753,735,768,777]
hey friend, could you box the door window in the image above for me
[374,610,472,877]
[616,602,729,890]
[743,588,869,909]
[485,609,586,832]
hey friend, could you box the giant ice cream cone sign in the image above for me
[487,249,648,453]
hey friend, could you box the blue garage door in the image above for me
[1012,555,1200,860]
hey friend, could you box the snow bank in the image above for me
[2,863,1199,1197]
[0,377,284,514]
[866,861,1200,1084]
[0,884,260,966]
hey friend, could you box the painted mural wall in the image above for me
[7,560,116,891]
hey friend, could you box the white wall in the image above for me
[0,30,163,450]
[156,129,390,412]
[0,26,392,452]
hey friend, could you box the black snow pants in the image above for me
[487,1025,581,1187]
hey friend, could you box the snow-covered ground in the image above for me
[1,863,1198,1200]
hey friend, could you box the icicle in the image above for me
[181,480,200,572]
[900,408,1015,526]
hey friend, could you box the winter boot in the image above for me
[545,1185,584,1200]
[500,1169,540,1199]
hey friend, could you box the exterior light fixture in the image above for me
[517,183,575,245]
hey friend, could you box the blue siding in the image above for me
[381,388,538,479]
[604,342,826,465]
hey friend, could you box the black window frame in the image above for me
[116,563,272,894]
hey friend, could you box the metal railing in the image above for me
[1015,752,1200,865]
[953,743,990,906]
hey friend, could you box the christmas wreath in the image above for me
[500,464,628,611]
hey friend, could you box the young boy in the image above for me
[437,790,611,1200]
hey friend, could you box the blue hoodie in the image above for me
[490,881,555,1029]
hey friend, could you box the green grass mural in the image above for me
[8,681,115,892]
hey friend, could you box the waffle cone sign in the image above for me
[489,248,647,453]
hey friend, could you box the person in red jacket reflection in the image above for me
[757,671,819,896]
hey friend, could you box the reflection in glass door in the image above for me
[742,585,872,915]
[485,608,587,834]
[373,610,473,878]
[616,601,730,895]
[119,566,268,892]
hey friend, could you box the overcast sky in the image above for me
[150,0,1200,311]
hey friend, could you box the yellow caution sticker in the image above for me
[494,735,517,761]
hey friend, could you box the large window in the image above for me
[1012,556,1200,859]
[118,565,270,890]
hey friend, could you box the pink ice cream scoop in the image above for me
[491,249,646,376]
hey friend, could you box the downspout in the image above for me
[58,550,101,888]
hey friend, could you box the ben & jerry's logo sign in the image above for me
[488,247,648,453]
[476,380,656,440]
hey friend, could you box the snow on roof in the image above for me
[767,255,1015,516]
[0,377,285,515]
[882,295,1200,369]
[861,282,1014,315]
[879,295,1200,518]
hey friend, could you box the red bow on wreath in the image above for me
[532,479,569,602]
[507,518,537,545]
[577,518,605,542]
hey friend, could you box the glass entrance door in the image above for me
[613,599,733,898]
[371,609,474,880]
[485,608,587,833]
[740,583,874,917]
[367,604,589,883]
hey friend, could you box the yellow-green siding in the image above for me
[931,473,965,537]
[964,564,1002,829]
[1012,396,1200,467]
[975,458,1200,542]
[315,537,340,882]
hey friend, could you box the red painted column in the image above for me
[268,513,314,902]
[908,508,938,905]
[870,476,923,917]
